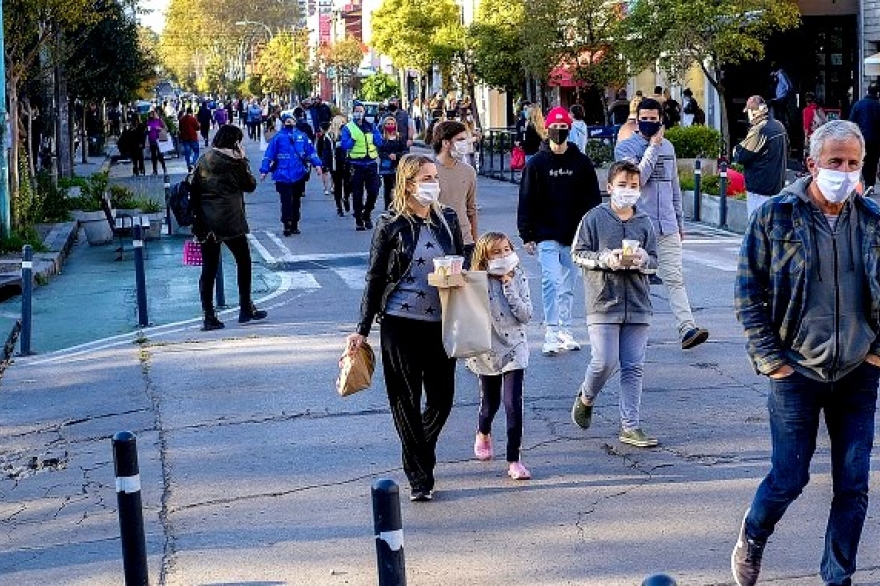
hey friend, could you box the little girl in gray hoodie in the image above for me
[570,160,660,448]
[466,231,533,480]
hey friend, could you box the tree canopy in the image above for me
[371,0,460,73]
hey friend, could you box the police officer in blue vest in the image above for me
[340,101,384,231]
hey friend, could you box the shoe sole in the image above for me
[201,324,225,331]
[682,329,709,349]
[239,314,268,324]
[508,470,531,480]
[619,436,659,448]
[731,509,752,586]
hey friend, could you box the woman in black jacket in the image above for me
[377,115,407,209]
[345,154,465,502]
[328,115,351,217]
[192,125,266,330]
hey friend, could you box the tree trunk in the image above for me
[8,76,20,214]
[80,106,87,164]
[699,62,730,158]
[68,96,75,173]
[23,97,35,181]
[55,64,72,179]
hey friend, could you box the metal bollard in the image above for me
[215,253,226,308]
[133,224,149,328]
[719,160,729,229]
[19,245,33,356]
[372,478,406,586]
[163,175,172,236]
[642,574,678,586]
[112,431,149,585]
[693,159,702,222]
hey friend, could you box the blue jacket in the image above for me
[247,104,263,123]
[849,95,880,144]
[259,127,323,184]
[340,121,384,166]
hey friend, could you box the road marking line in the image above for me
[247,233,275,263]
[265,232,294,262]
[683,251,737,272]
[288,270,321,289]
[330,266,366,290]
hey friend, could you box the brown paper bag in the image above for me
[438,271,492,358]
[337,341,376,397]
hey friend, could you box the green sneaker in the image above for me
[619,428,658,448]
[571,393,593,429]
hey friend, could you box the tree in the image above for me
[619,0,800,153]
[360,72,399,102]
[324,35,364,93]
[256,31,311,98]
[470,0,526,96]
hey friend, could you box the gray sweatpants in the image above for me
[580,323,650,431]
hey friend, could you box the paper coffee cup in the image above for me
[621,239,640,255]
[433,257,453,276]
[448,256,465,274]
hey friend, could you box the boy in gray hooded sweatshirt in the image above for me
[570,161,660,447]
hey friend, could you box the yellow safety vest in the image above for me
[346,121,378,160]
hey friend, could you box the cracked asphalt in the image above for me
[5,140,880,585]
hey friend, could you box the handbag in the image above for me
[438,271,492,358]
[337,341,375,396]
[158,127,169,141]
[510,146,526,171]
[182,239,203,266]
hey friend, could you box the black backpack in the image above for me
[169,170,198,227]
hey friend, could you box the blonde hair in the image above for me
[390,154,453,236]
[471,231,512,272]
[527,105,547,139]
[381,115,399,140]
[329,114,347,139]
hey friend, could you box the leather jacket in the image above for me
[357,206,465,336]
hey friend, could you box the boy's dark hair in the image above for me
[607,160,641,183]
[212,124,243,149]
[431,120,467,154]
[320,121,331,131]
[637,98,663,116]
[570,104,585,121]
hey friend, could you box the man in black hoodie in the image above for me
[518,106,601,356]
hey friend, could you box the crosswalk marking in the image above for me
[330,267,366,290]
[247,233,276,264]
[265,231,294,261]
[288,271,321,289]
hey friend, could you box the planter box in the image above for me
[142,212,165,240]
[682,190,749,234]
[72,210,113,246]
[678,158,718,176]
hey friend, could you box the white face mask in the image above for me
[488,252,519,276]
[413,182,441,206]
[815,167,861,204]
[452,140,469,158]
[610,187,641,208]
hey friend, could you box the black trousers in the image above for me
[275,180,306,227]
[865,142,880,188]
[382,173,397,209]
[380,315,456,492]
[199,235,253,312]
[131,149,145,176]
[148,141,166,174]
[350,162,380,222]
[331,168,351,212]
[477,369,525,462]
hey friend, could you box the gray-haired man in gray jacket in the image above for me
[615,97,709,350]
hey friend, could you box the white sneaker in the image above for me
[558,330,581,351]
[542,332,562,356]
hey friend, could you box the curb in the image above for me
[0,222,79,295]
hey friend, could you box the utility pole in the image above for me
[0,0,12,237]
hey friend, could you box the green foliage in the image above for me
[109,185,137,209]
[132,197,163,213]
[679,171,745,196]
[372,0,460,72]
[360,73,400,102]
[0,227,48,255]
[36,173,73,223]
[585,141,615,167]
[65,172,109,212]
[665,126,722,159]
[257,31,312,96]
[470,0,525,92]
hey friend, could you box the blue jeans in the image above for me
[745,363,879,585]
[180,140,200,168]
[537,240,576,332]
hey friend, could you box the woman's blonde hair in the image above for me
[471,231,513,271]
[381,115,399,140]
[389,154,453,237]
[527,105,547,139]
[329,114,347,139]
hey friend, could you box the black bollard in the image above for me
[642,574,678,586]
[19,245,33,356]
[112,431,149,585]
[163,175,172,236]
[372,478,406,586]
[215,253,226,308]
[133,223,149,328]
[693,159,702,222]
[719,160,729,229]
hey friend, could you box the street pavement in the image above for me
[4,130,880,585]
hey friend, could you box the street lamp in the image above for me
[235,20,273,39]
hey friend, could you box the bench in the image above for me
[101,194,151,261]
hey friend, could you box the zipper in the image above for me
[622,222,628,323]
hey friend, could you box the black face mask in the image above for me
[388,104,398,112]
[548,127,569,145]
[638,120,663,137]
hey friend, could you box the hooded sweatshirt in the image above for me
[517,141,601,246]
[615,134,683,236]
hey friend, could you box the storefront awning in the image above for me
[548,67,586,88]
[865,52,880,76]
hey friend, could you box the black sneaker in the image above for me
[239,304,268,324]
[410,489,433,502]
[364,217,373,229]
[337,209,345,217]
[681,327,709,350]
[355,223,366,232]
[291,226,301,235]
[731,510,764,586]
[202,314,225,331]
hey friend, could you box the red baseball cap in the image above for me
[546,107,572,126]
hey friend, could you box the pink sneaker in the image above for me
[474,433,493,461]
[508,461,531,480]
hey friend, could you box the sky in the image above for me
[140,0,169,33]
